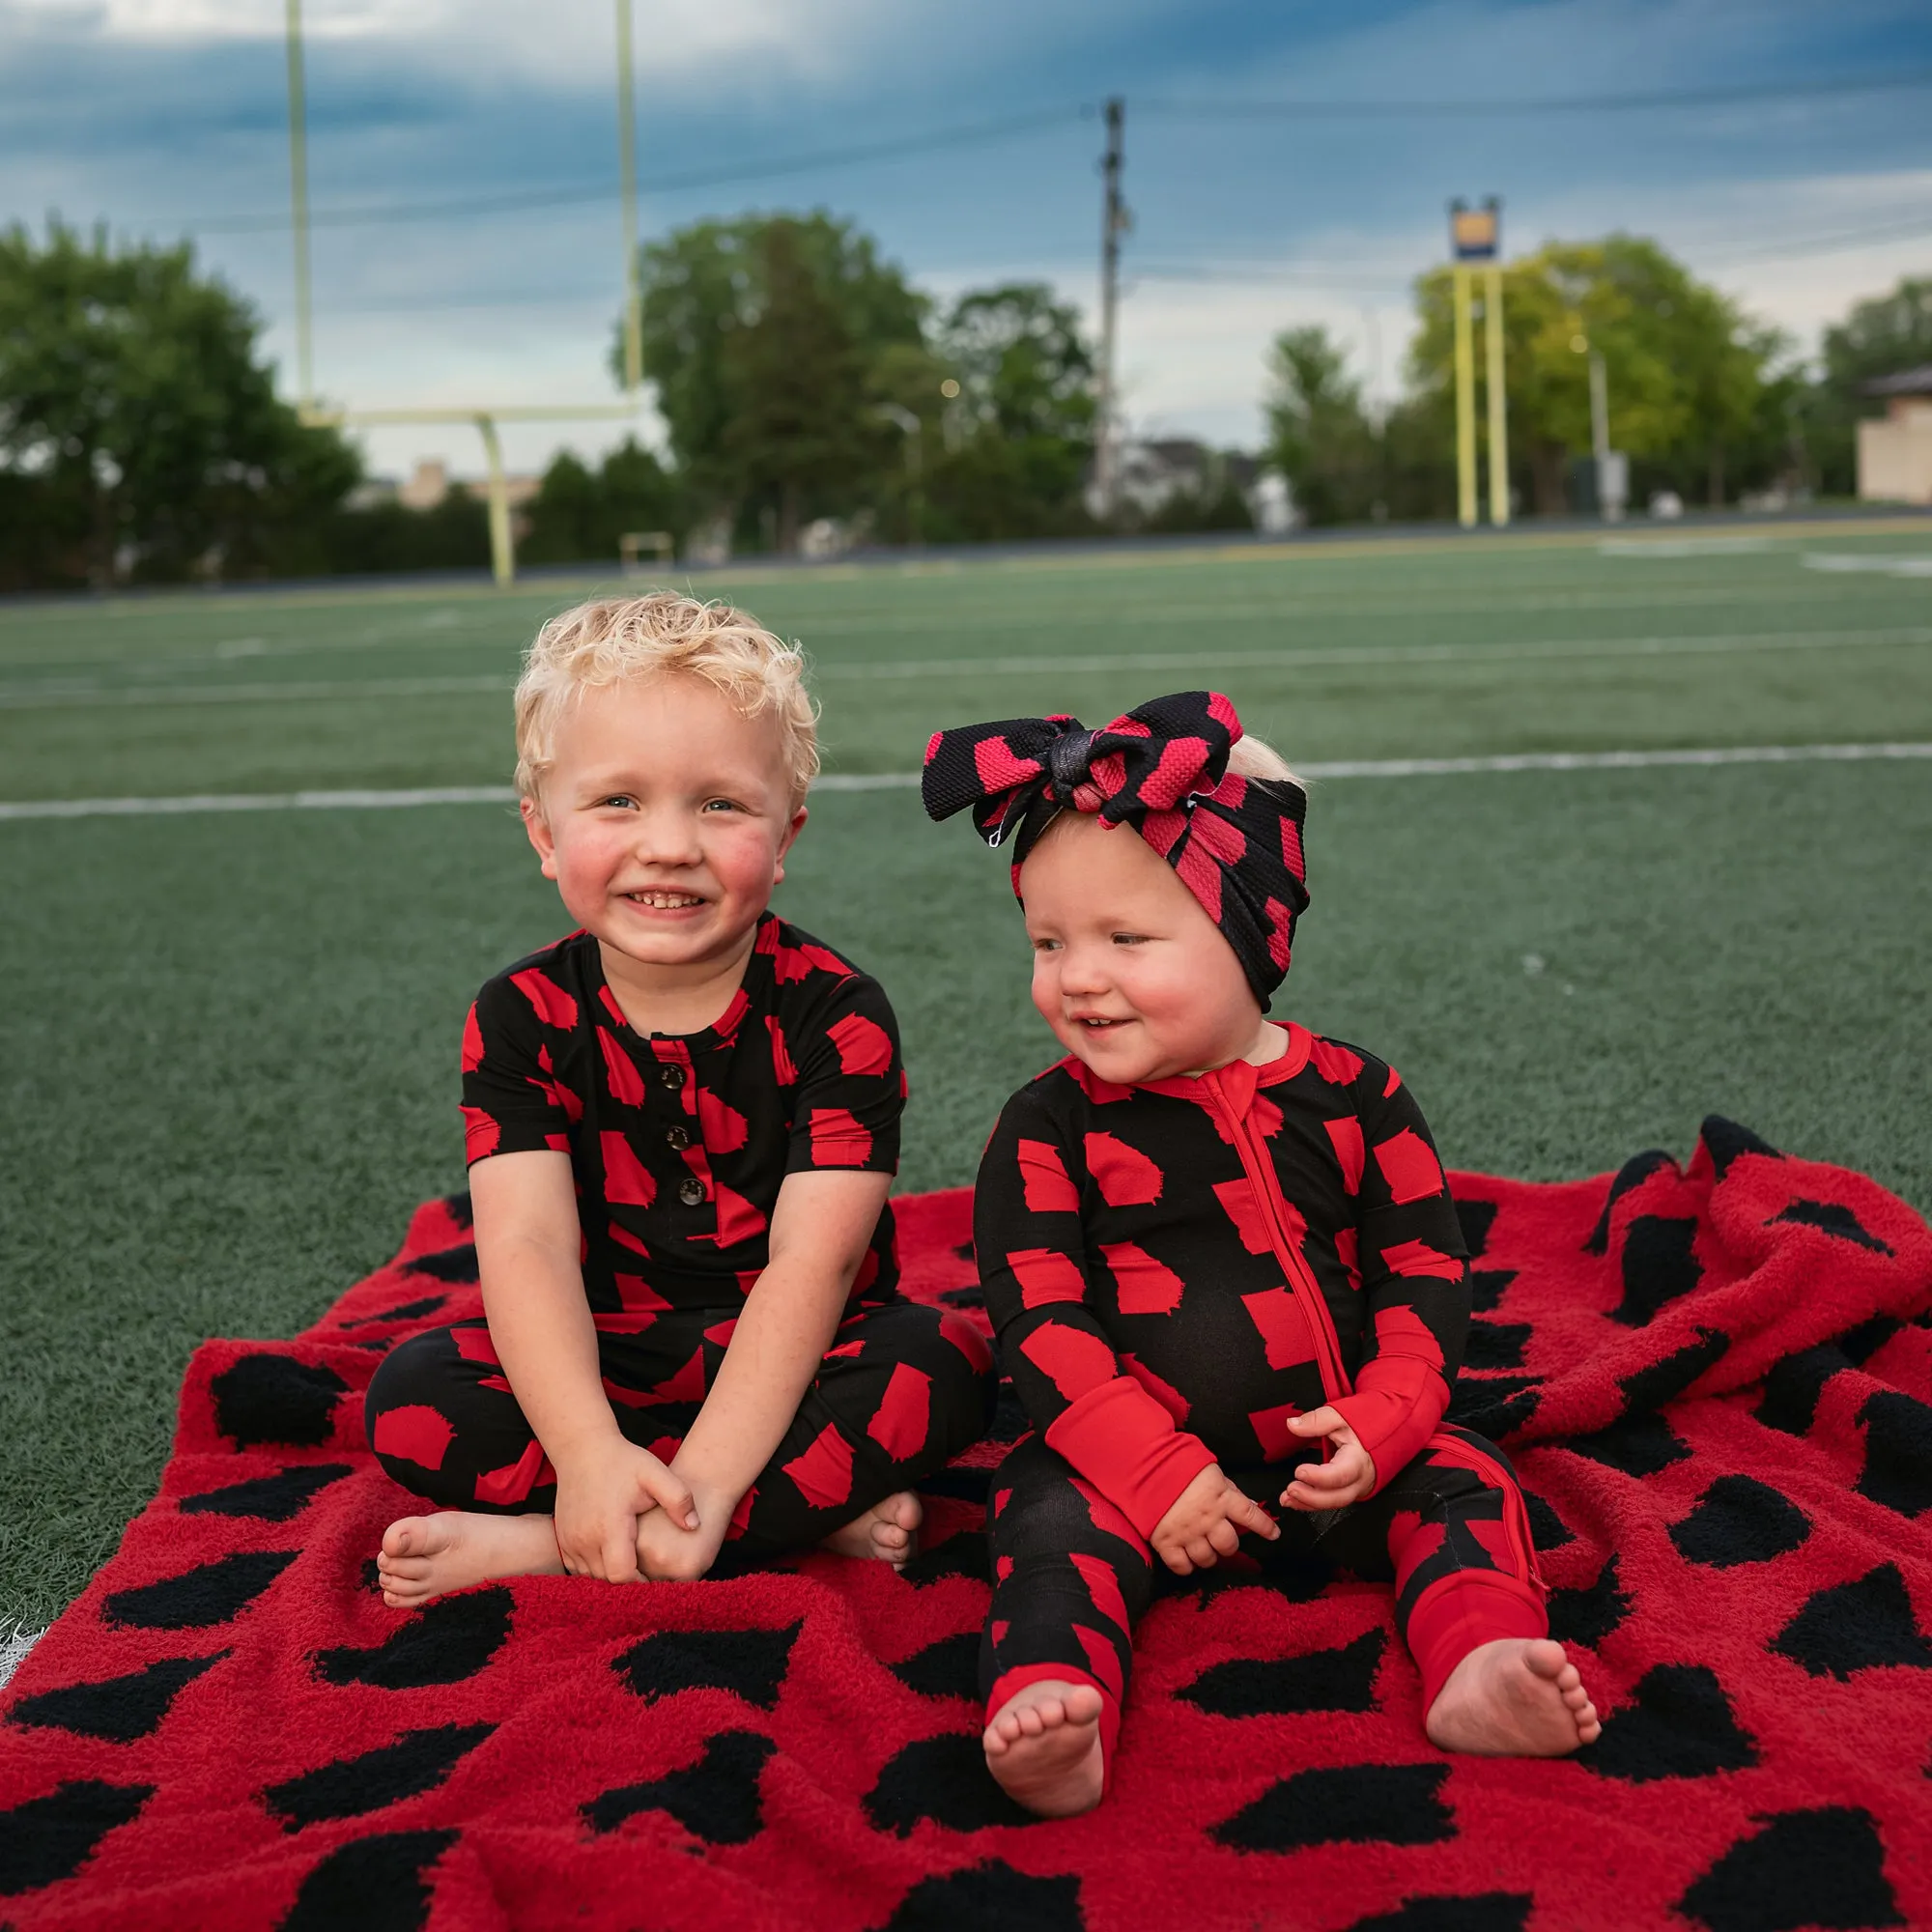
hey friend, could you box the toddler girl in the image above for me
[923,691,1599,1816]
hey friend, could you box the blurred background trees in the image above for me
[1,211,1922,589]
[0,220,358,590]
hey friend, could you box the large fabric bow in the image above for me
[921,691,1310,1002]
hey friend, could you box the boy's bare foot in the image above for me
[1425,1636,1601,1755]
[377,1512,565,1608]
[982,1680,1105,1817]
[820,1491,922,1566]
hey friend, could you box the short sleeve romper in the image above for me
[365,914,993,1550]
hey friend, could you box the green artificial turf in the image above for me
[2,525,1929,1625]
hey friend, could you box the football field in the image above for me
[3,523,1929,1624]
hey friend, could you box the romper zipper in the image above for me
[1208,1083,1353,1406]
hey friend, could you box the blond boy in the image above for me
[368,594,992,1601]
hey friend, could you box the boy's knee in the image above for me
[363,1327,475,1502]
[363,1325,459,1428]
[864,1301,996,1428]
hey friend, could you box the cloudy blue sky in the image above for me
[7,0,1929,479]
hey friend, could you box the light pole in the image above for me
[1575,334,1627,522]
[878,403,923,547]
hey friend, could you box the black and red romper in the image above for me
[365,913,994,1552]
[975,1027,1547,1759]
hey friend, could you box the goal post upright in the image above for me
[1448,197,1507,529]
[615,0,643,393]
[1485,259,1510,527]
[1452,262,1477,528]
[283,0,314,409]
[280,3,649,585]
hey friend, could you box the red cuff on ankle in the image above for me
[1406,1571,1549,1714]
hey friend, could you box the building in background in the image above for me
[1858,367,1932,505]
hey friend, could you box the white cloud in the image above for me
[7,0,893,85]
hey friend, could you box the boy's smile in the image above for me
[522,674,807,1030]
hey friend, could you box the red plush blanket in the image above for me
[5,1118,1931,1932]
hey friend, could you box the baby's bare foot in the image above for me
[820,1491,923,1567]
[1425,1636,1601,1756]
[377,1511,564,1608]
[983,1680,1106,1817]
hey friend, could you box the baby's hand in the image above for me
[1281,1407,1377,1511]
[1151,1463,1279,1575]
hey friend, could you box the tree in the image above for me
[1407,237,1781,513]
[0,220,357,586]
[1264,326,1380,526]
[627,211,926,549]
[720,220,882,552]
[925,283,1096,540]
[1804,277,1932,497]
[521,439,685,566]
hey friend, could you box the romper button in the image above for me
[666,1125,691,1151]
[677,1178,705,1207]
[660,1065,686,1091]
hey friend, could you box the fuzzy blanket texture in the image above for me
[4,1117,1931,1932]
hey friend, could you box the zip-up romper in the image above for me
[975,1026,1547,1764]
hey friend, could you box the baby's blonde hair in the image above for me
[1226,731,1301,788]
[513,592,819,805]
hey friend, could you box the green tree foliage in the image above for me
[1804,276,1932,497]
[0,220,357,588]
[1264,326,1381,526]
[521,438,685,566]
[629,211,925,550]
[1407,237,1791,513]
[925,283,1097,541]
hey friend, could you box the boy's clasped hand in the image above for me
[362,600,1599,1831]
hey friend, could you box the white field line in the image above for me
[0,1622,44,1691]
[3,745,1928,822]
[1600,536,1776,556]
[3,625,1930,711]
[1804,553,1932,577]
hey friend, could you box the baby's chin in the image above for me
[1055,1020,1169,1085]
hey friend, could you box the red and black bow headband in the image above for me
[921,691,1310,1003]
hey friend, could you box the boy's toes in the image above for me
[382,1517,431,1559]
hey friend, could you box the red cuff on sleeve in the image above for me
[1331,1367,1449,1499]
[1043,1377,1216,1540]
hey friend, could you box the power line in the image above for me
[1137,67,1932,119]
[1700,210,1932,265]
[116,68,1932,242]
[158,104,1086,237]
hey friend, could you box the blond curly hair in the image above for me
[513,592,819,806]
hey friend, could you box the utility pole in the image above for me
[614,0,642,393]
[1093,97,1127,520]
[283,0,314,409]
